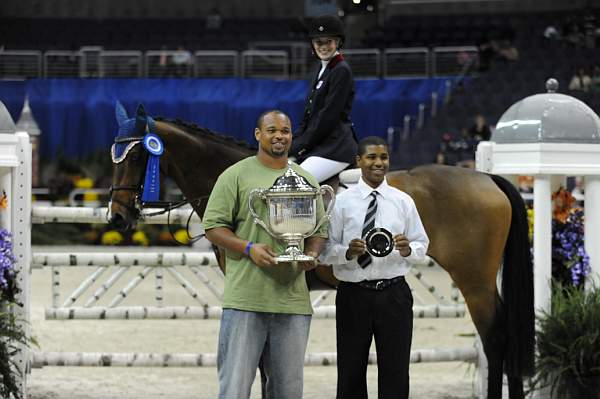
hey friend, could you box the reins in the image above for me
[141,197,209,245]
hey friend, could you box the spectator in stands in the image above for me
[206,7,223,30]
[590,65,600,92]
[583,8,598,49]
[158,45,170,77]
[289,15,358,183]
[563,19,584,47]
[436,132,454,165]
[476,39,496,72]
[171,46,192,77]
[568,67,592,92]
[454,127,477,168]
[543,24,561,41]
[496,39,519,62]
[467,114,492,141]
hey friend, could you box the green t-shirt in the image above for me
[202,156,328,315]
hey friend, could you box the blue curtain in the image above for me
[0,78,451,158]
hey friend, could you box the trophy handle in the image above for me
[307,184,336,237]
[248,188,275,236]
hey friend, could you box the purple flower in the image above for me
[550,209,589,288]
[0,228,15,295]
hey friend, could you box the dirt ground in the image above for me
[25,245,477,399]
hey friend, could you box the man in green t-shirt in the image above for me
[203,110,327,399]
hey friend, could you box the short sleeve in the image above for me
[202,168,238,231]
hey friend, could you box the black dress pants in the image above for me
[336,278,413,399]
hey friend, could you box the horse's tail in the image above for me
[489,174,535,378]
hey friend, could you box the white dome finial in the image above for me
[546,78,559,93]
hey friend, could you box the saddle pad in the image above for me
[339,168,361,185]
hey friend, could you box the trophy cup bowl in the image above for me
[249,167,335,263]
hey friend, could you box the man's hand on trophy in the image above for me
[250,244,278,267]
[298,251,319,271]
[345,238,367,260]
[393,234,411,257]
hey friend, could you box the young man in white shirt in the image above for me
[320,136,429,399]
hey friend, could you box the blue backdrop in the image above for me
[0,78,450,158]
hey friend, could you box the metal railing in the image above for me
[145,50,193,78]
[241,50,289,79]
[44,51,80,78]
[383,47,429,77]
[194,51,238,78]
[1,47,480,79]
[100,51,143,78]
[432,46,478,77]
[0,50,42,79]
[79,46,103,78]
[344,49,381,78]
[249,41,312,79]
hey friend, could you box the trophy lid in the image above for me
[269,167,316,193]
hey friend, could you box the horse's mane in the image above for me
[155,117,257,152]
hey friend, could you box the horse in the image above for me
[109,103,535,399]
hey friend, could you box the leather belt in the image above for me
[352,275,405,291]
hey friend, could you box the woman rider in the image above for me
[290,15,358,183]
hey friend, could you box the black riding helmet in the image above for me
[308,15,345,49]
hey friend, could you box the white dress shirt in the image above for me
[320,177,429,282]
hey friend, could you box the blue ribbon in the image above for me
[141,133,164,202]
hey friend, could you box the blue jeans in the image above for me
[217,308,311,399]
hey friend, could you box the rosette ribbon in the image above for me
[141,133,164,202]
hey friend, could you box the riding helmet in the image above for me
[308,15,345,47]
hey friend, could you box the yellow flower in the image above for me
[132,231,150,246]
[83,192,99,202]
[101,230,123,245]
[174,229,189,245]
[74,177,94,189]
[527,208,534,242]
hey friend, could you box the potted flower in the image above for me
[533,285,600,398]
[550,189,589,288]
[0,228,33,399]
[529,188,600,398]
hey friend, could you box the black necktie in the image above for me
[358,191,378,268]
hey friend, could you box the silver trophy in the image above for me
[248,167,335,263]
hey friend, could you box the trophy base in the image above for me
[274,254,315,263]
[274,244,314,263]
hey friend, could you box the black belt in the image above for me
[348,275,405,291]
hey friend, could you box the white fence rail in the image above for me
[32,206,200,224]
[31,346,477,368]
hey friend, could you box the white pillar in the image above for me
[584,175,600,289]
[533,175,553,399]
[13,132,31,399]
[533,176,552,315]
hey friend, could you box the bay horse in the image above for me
[109,104,534,399]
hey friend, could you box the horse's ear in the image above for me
[134,104,147,133]
[115,101,128,126]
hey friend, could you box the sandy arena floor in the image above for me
[25,246,477,399]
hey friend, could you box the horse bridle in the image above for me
[110,134,207,245]
[110,135,146,218]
